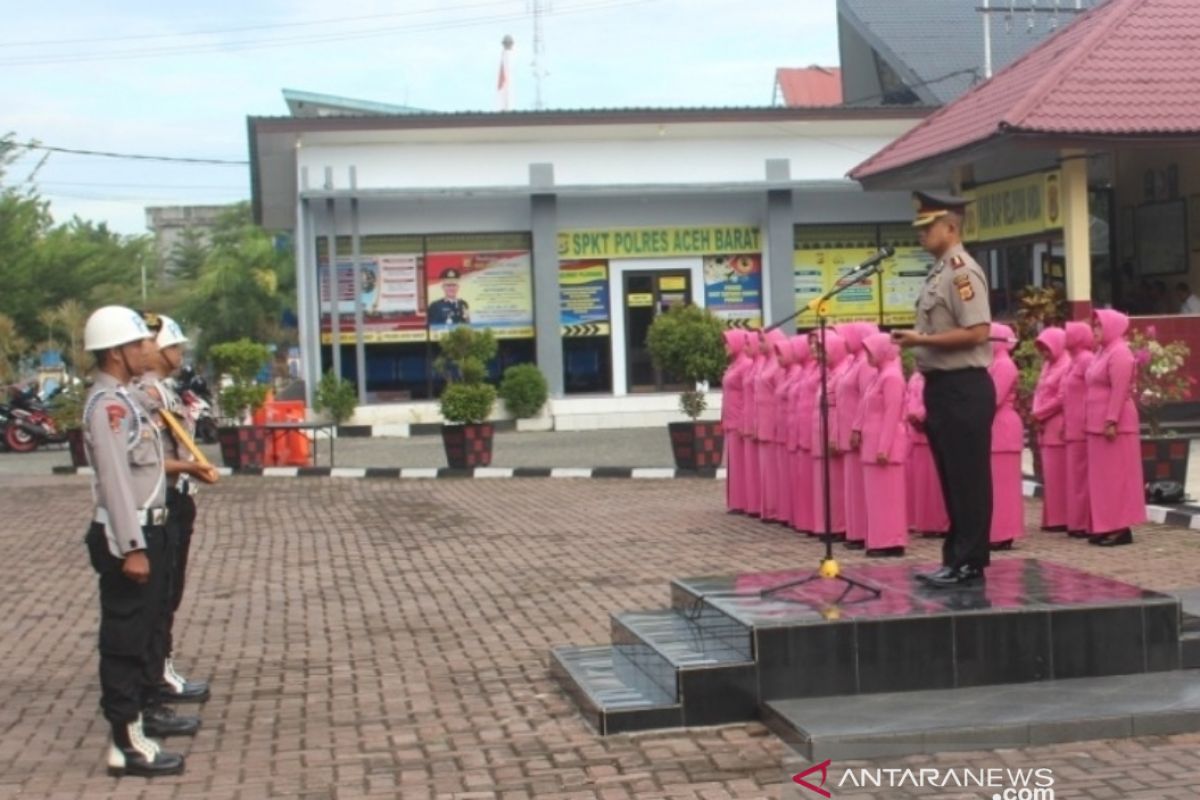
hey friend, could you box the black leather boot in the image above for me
[143,704,201,737]
[159,658,210,704]
[107,716,185,777]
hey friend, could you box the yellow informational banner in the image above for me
[321,329,429,345]
[659,276,687,291]
[627,293,654,307]
[557,225,761,260]
[964,170,1063,242]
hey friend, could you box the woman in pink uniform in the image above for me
[1085,310,1145,546]
[1062,321,1095,538]
[755,329,789,522]
[740,333,767,518]
[905,371,950,537]
[1032,326,1070,532]
[988,323,1024,550]
[834,322,873,550]
[811,328,850,539]
[788,334,818,535]
[860,333,909,557]
[721,330,753,514]
[772,335,801,527]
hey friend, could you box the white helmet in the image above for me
[84,305,153,352]
[156,315,188,349]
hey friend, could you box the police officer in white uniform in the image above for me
[136,313,215,704]
[81,306,186,777]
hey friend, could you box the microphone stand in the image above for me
[760,261,886,606]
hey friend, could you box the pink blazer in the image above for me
[989,323,1023,453]
[1062,322,1095,443]
[795,359,820,452]
[775,362,802,445]
[859,334,909,464]
[721,331,752,435]
[755,330,788,440]
[905,372,927,443]
[785,336,814,452]
[1085,310,1139,434]
[1032,327,1069,447]
[812,331,849,449]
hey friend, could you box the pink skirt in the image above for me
[844,451,867,543]
[775,442,794,526]
[1064,439,1091,534]
[725,433,745,512]
[1039,444,1067,530]
[744,437,762,517]
[1086,433,1147,534]
[864,462,907,550]
[760,442,782,522]
[990,451,1025,543]
[791,448,814,533]
[908,441,949,534]
[812,452,846,535]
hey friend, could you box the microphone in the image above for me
[836,246,896,287]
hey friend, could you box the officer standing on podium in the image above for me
[81,306,186,777]
[892,192,995,587]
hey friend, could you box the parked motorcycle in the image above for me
[175,367,217,444]
[5,384,67,453]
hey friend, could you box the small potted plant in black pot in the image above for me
[51,382,89,467]
[646,304,726,470]
[210,339,271,469]
[435,327,498,469]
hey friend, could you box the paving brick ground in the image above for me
[0,474,1198,799]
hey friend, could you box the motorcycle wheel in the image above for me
[5,424,39,453]
[196,418,218,444]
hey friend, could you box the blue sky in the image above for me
[2,0,841,235]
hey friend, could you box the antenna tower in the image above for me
[530,0,550,109]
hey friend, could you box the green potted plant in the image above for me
[645,304,727,470]
[1129,325,1194,492]
[209,339,271,468]
[499,363,550,431]
[435,327,498,468]
[50,382,89,467]
[314,369,358,429]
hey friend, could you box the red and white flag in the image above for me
[498,36,513,111]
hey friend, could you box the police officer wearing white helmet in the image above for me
[81,305,186,777]
[135,312,216,708]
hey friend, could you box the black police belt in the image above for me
[94,507,168,527]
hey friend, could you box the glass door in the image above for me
[624,270,692,392]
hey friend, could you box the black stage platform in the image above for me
[551,559,1200,742]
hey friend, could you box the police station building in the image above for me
[248,98,927,427]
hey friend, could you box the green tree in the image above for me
[169,226,209,283]
[0,312,28,382]
[180,203,295,359]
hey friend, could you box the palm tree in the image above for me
[54,299,88,376]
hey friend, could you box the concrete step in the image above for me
[764,669,1200,761]
[611,609,757,726]
[549,645,681,735]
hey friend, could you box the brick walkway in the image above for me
[1,475,1198,799]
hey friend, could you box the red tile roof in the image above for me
[851,0,1200,181]
[775,67,843,107]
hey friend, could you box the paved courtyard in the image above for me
[1,472,1198,799]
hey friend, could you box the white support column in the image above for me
[1061,150,1092,319]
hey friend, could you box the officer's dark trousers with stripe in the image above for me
[164,487,197,658]
[922,367,996,571]
[85,523,169,726]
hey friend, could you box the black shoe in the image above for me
[843,540,866,550]
[990,540,1014,552]
[1096,529,1134,547]
[924,565,986,588]
[107,718,186,777]
[866,546,905,558]
[143,705,201,738]
[1041,525,1068,533]
[1087,534,1108,545]
[916,566,955,584]
[1068,530,1089,538]
[158,681,210,704]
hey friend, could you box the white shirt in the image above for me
[1181,294,1200,314]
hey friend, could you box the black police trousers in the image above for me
[922,367,996,571]
[164,487,197,658]
[85,523,170,726]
